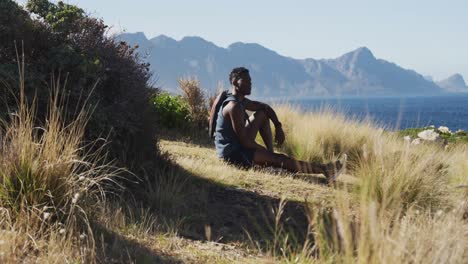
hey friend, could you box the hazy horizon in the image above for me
[14,0,468,81]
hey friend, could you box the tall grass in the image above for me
[308,196,467,263]
[275,104,459,210]
[0,54,122,262]
[275,105,378,165]
[271,104,467,263]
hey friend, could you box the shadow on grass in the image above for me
[159,128,213,148]
[138,161,312,252]
[291,173,329,185]
[292,173,354,191]
[93,221,184,264]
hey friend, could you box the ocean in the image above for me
[275,95,468,131]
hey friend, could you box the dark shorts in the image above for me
[223,147,255,168]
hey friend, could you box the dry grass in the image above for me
[0,57,121,263]
[308,195,467,263]
[2,61,466,262]
[273,104,468,263]
[92,200,262,263]
[160,103,467,263]
[275,105,378,165]
[178,77,209,129]
[160,139,346,204]
[275,104,461,210]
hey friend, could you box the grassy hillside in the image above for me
[1,2,466,263]
[1,93,467,262]
[155,105,468,263]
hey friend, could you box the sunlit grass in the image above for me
[271,104,468,263]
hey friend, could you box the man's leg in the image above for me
[252,148,325,174]
[245,110,274,151]
[245,110,342,178]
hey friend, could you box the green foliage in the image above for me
[152,92,191,129]
[152,81,212,135]
[26,0,85,34]
[25,0,55,17]
[397,127,430,139]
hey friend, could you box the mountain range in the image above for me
[117,32,468,97]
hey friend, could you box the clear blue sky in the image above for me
[15,0,468,81]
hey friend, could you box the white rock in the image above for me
[72,193,80,204]
[403,136,411,142]
[417,129,440,141]
[437,126,451,134]
[411,138,421,145]
[43,212,51,220]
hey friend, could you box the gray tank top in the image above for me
[214,94,247,158]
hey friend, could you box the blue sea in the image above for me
[275,95,468,131]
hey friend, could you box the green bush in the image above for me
[152,92,191,129]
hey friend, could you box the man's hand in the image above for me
[275,126,285,146]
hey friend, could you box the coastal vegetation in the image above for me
[0,1,467,263]
[399,126,468,143]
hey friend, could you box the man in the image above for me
[214,67,343,180]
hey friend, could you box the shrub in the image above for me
[178,77,209,130]
[152,91,191,130]
[0,0,160,176]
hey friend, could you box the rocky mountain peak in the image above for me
[446,73,466,86]
[176,36,221,51]
[437,73,467,92]
[341,46,376,65]
[150,34,177,46]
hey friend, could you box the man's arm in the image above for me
[244,99,282,127]
[227,102,265,151]
[244,99,285,145]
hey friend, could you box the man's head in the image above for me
[229,67,251,96]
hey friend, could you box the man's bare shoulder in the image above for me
[224,100,241,111]
[222,100,243,116]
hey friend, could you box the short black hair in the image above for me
[229,67,249,84]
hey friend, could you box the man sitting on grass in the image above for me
[213,67,343,181]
